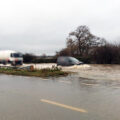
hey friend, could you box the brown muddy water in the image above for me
[63,64,120,80]
[0,64,120,120]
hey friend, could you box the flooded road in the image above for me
[63,64,120,80]
[24,63,120,80]
[0,65,120,120]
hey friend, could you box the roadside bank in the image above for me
[0,66,68,78]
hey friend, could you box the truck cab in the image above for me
[0,50,23,66]
[10,52,23,66]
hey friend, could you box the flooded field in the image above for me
[0,64,120,120]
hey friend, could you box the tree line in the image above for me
[56,25,120,64]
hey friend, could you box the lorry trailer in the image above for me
[0,50,23,66]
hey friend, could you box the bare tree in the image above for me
[56,25,106,57]
[68,25,105,56]
[66,37,77,56]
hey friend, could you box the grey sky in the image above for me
[0,0,120,55]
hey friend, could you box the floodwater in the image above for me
[63,64,120,80]
[0,65,120,120]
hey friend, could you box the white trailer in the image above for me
[0,50,23,66]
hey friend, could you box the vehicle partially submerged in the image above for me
[0,50,23,66]
[57,56,83,66]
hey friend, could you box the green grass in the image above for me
[0,67,68,78]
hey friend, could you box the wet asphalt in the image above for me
[0,74,120,120]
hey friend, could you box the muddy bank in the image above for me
[0,67,68,78]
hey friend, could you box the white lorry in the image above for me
[0,50,23,66]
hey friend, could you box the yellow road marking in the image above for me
[81,83,97,86]
[40,99,87,113]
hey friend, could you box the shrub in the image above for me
[92,44,120,64]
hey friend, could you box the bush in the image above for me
[23,54,36,63]
[31,58,57,63]
[92,44,120,64]
[23,53,57,63]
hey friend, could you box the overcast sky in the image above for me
[0,0,120,55]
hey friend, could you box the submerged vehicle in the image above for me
[0,50,23,66]
[57,56,83,66]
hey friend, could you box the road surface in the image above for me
[0,73,120,120]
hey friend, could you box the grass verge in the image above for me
[0,67,69,78]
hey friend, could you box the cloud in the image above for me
[0,0,120,55]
